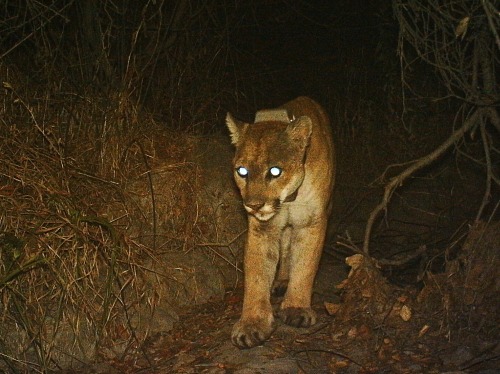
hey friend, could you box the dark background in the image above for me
[1,1,499,371]
[1,0,399,129]
[2,0,498,273]
[1,0,497,268]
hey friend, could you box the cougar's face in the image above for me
[232,122,308,222]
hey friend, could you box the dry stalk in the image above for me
[196,229,246,272]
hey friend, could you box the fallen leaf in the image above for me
[324,302,341,315]
[400,305,412,321]
[418,324,430,337]
[346,254,364,270]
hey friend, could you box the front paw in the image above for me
[278,307,317,328]
[231,316,276,349]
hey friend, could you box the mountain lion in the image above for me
[226,96,335,348]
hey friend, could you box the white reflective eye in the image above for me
[269,166,282,177]
[236,166,248,177]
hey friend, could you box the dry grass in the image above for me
[0,73,142,372]
[0,64,243,372]
[417,220,500,340]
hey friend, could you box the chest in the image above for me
[280,200,321,228]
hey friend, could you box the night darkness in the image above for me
[222,0,393,116]
[0,0,499,372]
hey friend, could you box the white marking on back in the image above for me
[254,109,294,123]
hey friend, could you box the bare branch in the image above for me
[363,109,482,255]
[482,0,500,51]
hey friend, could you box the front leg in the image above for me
[232,218,280,348]
[272,226,292,297]
[279,218,327,328]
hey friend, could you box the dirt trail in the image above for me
[85,240,500,373]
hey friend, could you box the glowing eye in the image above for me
[236,166,249,178]
[269,166,282,177]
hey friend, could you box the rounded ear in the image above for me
[286,116,312,148]
[225,112,246,145]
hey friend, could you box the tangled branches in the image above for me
[363,1,499,255]
[394,0,499,105]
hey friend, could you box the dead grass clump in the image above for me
[0,66,244,371]
[326,254,420,369]
[0,94,158,371]
[328,222,499,370]
[417,221,500,340]
[335,254,392,324]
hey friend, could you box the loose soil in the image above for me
[82,224,500,373]
[59,131,499,374]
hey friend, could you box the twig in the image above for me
[476,119,493,221]
[482,0,500,52]
[196,230,246,248]
[487,107,500,135]
[74,169,120,185]
[0,1,73,61]
[376,245,426,266]
[293,348,365,369]
[196,230,246,272]
[460,341,500,370]
[135,140,157,251]
[199,245,242,272]
[363,109,482,255]
[335,230,364,255]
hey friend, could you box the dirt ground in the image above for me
[1,3,498,373]
[77,222,499,374]
[51,130,499,374]
[1,79,498,374]
[1,122,498,374]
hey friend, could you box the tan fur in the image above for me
[226,96,335,349]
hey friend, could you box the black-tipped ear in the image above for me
[286,116,312,149]
[225,112,247,145]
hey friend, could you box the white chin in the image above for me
[253,211,276,222]
[244,204,277,221]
